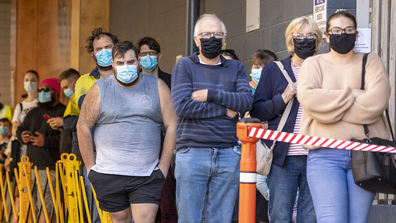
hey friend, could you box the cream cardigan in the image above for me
[297,53,391,149]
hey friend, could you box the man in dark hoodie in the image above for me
[17,78,65,223]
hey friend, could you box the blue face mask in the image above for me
[64,88,74,98]
[116,64,138,84]
[140,55,158,72]
[95,49,113,66]
[24,82,37,94]
[38,92,52,103]
[249,68,262,84]
[0,126,9,135]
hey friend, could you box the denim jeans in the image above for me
[83,167,101,223]
[267,155,316,223]
[256,174,269,200]
[307,148,375,223]
[175,146,240,223]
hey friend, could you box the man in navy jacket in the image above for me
[171,14,252,223]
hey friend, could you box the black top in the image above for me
[17,103,66,169]
[158,68,172,89]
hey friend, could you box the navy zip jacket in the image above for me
[250,56,301,166]
[171,52,252,150]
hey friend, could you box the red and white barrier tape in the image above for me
[248,127,396,153]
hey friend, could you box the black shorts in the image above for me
[88,169,165,212]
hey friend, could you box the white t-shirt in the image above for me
[12,99,39,123]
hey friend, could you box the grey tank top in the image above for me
[92,74,162,176]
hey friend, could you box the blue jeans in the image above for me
[175,146,240,223]
[267,155,316,223]
[83,167,101,223]
[256,174,269,200]
[307,148,375,223]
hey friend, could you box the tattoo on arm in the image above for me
[77,83,100,130]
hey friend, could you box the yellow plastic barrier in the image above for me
[65,154,81,223]
[79,175,91,223]
[6,171,17,221]
[0,164,9,222]
[3,153,114,223]
[46,167,59,223]
[18,156,34,223]
[34,166,50,223]
[55,163,64,223]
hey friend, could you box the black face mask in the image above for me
[329,33,356,54]
[293,38,316,59]
[200,37,223,59]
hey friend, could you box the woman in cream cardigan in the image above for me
[297,10,390,223]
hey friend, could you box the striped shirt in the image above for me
[171,53,253,149]
[287,66,308,156]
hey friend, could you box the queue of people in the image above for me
[0,9,391,223]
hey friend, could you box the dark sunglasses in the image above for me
[222,49,235,55]
[221,49,239,60]
[38,87,50,93]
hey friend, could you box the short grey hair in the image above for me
[193,14,227,37]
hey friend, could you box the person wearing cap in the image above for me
[16,78,66,223]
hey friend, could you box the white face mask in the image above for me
[249,69,262,84]
[24,82,37,94]
[115,64,139,84]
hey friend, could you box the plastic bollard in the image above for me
[237,118,262,223]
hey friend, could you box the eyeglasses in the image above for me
[38,87,50,92]
[293,33,317,42]
[327,26,356,35]
[198,32,224,39]
[139,51,158,57]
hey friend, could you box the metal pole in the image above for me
[186,0,200,56]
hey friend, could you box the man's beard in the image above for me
[38,97,55,109]
[94,55,113,71]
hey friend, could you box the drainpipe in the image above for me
[186,0,200,56]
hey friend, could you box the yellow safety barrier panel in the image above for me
[19,156,35,223]
[0,164,9,222]
[6,170,17,222]
[0,153,113,223]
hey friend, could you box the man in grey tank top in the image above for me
[77,41,177,223]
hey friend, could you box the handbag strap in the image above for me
[385,109,395,141]
[361,54,395,141]
[359,53,395,142]
[360,54,370,138]
[265,62,295,151]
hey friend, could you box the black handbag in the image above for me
[351,53,396,194]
